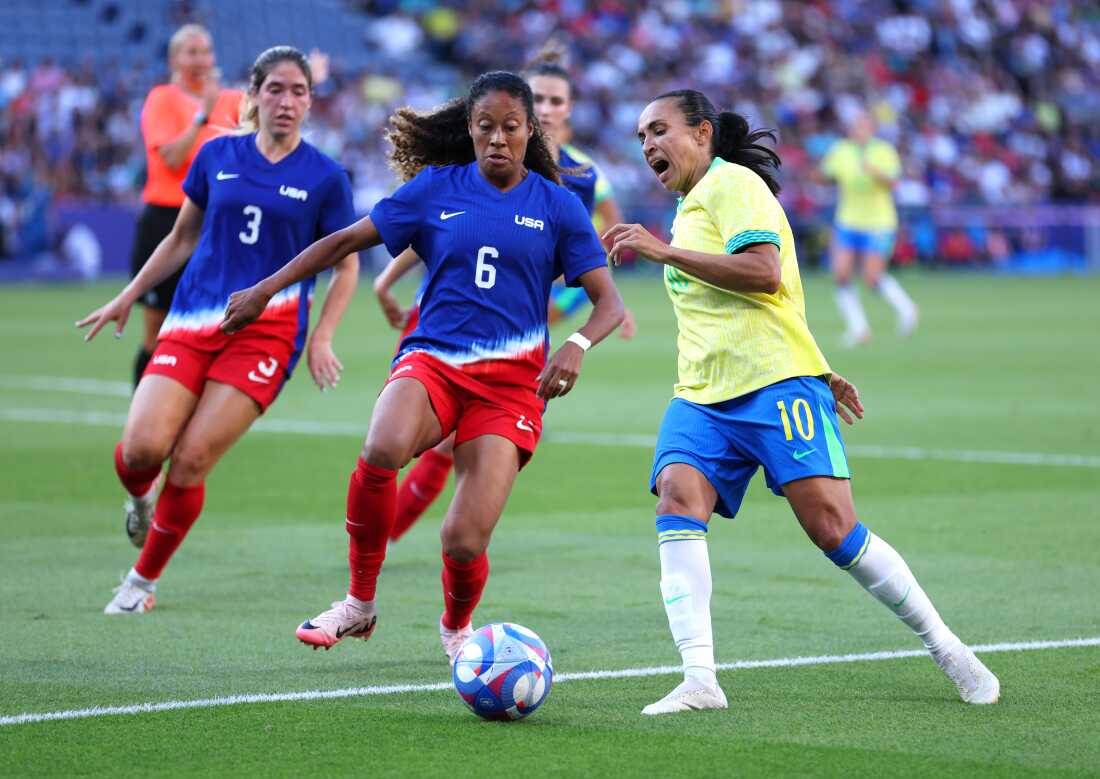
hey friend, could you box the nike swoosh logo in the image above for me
[516,415,534,432]
[440,210,465,220]
[119,599,144,612]
[335,615,375,638]
[247,371,271,384]
[892,585,912,610]
[792,449,817,461]
[216,171,240,180]
[392,365,414,377]
[663,594,689,605]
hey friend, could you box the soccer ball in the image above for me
[452,623,553,721]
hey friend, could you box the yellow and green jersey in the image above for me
[820,138,901,231]
[666,158,830,404]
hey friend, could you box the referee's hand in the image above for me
[221,285,271,335]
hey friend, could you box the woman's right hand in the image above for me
[221,284,271,334]
[75,292,135,342]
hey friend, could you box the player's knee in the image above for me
[168,441,216,485]
[655,490,708,523]
[804,502,854,552]
[361,433,414,472]
[119,435,169,471]
[864,270,882,289]
[440,529,486,563]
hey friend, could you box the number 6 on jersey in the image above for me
[475,246,497,289]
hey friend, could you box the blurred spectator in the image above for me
[0,0,1097,263]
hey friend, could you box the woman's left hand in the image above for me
[536,342,584,400]
[221,285,271,334]
[829,372,864,424]
[602,223,670,266]
[307,334,343,391]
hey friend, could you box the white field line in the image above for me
[3,405,1099,470]
[0,375,131,398]
[2,635,1097,728]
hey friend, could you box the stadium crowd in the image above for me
[1,0,1097,261]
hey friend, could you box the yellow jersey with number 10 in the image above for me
[665,158,830,404]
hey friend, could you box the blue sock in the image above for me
[824,521,870,569]
[655,514,708,544]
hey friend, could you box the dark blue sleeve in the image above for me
[317,167,356,238]
[369,167,432,257]
[182,142,210,209]
[554,187,607,286]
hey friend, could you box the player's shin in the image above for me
[390,448,453,541]
[441,550,488,630]
[826,522,954,652]
[114,441,160,497]
[345,457,398,603]
[834,284,870,341]
[656,515,717,688]
[133,481,205,581]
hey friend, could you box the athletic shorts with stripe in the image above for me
[650,376,850,518]
[386,351,544,468]
[144,335,295,412]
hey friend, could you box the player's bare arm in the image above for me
[536,266,623,400]
[76,198,205,341]
[221,215,382,334]
[307,252,360,391]
[373,247,422,329]
[604,222,780,294]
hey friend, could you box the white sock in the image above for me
[657,525,717,689]
[834,284,870,337]
[125,567,156,592]
[345,595,374,612]
[875,274,917,321]
[847,533,955,653]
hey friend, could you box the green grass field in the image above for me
[1,271,1098,777]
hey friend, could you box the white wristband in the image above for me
[566,332,591,352]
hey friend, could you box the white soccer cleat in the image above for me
[440,618,473,666]
[104,579,156,615]
[295,599,377,651]
[932,640,1000,704]
[641,677,729,715]
[124,473,162,548]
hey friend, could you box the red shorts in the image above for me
[144,336,295,412]
[386,352,544,468]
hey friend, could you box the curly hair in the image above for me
[386,71,561,185]
[654,89,782,194]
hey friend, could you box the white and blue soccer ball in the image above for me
[452,622,553,721]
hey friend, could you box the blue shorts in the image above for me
[649,376,851,519]
[549,281,590,318]
[834,225,895,257]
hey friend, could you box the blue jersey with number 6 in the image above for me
[370,162,606,386]
[161,133,355,356]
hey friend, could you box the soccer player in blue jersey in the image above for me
[77,47,359,615]
[604,90,998,713]
[222,71,625,660]
[374,44,640,544]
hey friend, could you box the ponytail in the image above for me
[654,89,782,194]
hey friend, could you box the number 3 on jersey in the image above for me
[239,205,263,245]
[475,246,497,289]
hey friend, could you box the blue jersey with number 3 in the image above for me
[162,133,355,358]
[370,162,606,385]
